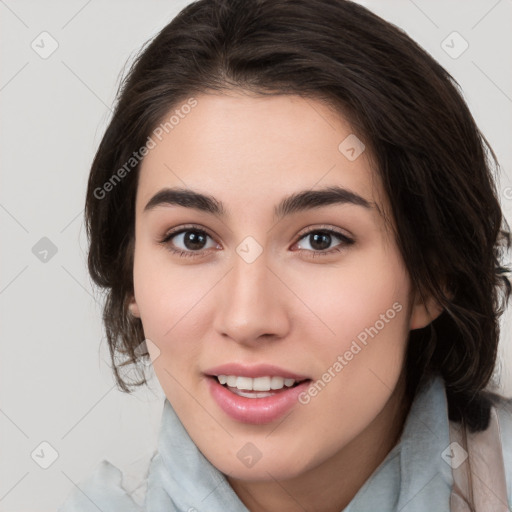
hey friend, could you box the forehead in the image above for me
[136,91,387,220]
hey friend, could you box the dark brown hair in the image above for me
[85,0,511,433]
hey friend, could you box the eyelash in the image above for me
[158,224,354,259]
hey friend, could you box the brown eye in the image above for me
[159,227,219,258]
[180,230,209,250]
[307,231,333,251]
[295,228,354,256]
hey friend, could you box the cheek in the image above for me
[133,253,208,406]
[134,240,197,313]
[132,248,199,347]
[300,251,411,422]
[289,246,411,357]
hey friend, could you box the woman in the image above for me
[59,0,512,510]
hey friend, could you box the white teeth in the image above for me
[252,376,271,391]
[236,376,253,390]
[270,376,285,389]
[216,375,299,391]
[231,389,275,398]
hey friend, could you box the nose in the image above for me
[212,251,291,346]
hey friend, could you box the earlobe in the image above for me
[128,295,141,318]
[409,289,445,330]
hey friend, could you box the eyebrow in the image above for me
[143,185,374,219]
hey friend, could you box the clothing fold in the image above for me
[58,375,512,512]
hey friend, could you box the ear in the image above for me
[409,288,445,330]
[128,294,141,318]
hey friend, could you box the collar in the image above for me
[58,374,453,511]
[344,374,453,511]
[146,374,452,511]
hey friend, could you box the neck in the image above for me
[227,373,413,512]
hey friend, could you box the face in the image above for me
[129,91,439,481]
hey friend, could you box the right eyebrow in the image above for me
[143,188,225,216]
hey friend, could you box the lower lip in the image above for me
[206,377,311,424]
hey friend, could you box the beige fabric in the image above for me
[449,407,509,511]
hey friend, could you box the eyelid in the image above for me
[160,223,218,242]
[295,223,353,240]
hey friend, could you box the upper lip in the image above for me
[204,363,310,381]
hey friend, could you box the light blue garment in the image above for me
[58,375,512,511]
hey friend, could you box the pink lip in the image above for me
[204,363,309,380]
[206,377,311,424]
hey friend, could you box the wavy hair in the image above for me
[85,0,511,433]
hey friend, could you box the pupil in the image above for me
[310,232,331,250]
[184,231,206,250]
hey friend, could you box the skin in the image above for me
[128,90,443,512]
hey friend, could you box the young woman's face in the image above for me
[129,91,437,481]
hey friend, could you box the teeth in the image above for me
[236,376,253,390]
[216,375,299,391]
[270,376,285,390]
[231,389,275,398]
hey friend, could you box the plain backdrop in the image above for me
[1,1,511,510]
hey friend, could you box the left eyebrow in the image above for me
[274,185,374,219]
[143,185,374,219]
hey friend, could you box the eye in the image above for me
[293,227,354,257]
[158,225,219,258]
[158,224,354,259]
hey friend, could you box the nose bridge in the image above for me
[231,251,272,304]
[213,248,289,343]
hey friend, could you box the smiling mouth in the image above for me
[206,373,313,423]
[213,375,309,398]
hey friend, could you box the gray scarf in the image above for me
[58,376,511,511]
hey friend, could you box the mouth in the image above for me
[212,374,309,398]
[204,366,313,424]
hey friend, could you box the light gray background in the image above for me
[1,1,511,510]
